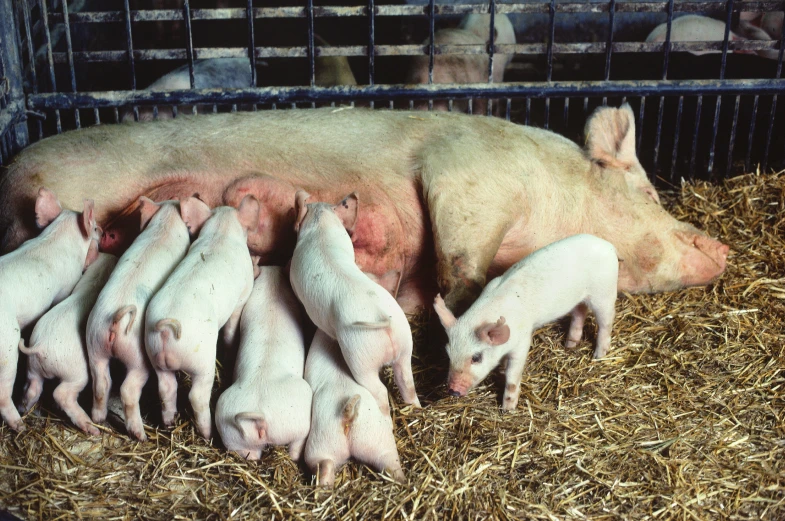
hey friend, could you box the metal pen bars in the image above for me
[4,0,785,183]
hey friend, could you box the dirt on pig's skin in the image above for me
[0,106,727,315]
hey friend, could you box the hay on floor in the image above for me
[1,171,783,520]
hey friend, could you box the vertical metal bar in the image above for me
[21,0,42,140]
[544,0,555,129]
[427,0,435,111]
[725,94,740,177]
[525,98,531,126]
[653,0,674,172]
[486,0,496,116]
[40,0,61,132]
[306,0,315,88]
[707,95,722,178]
[563,97,569,128]
[94,108,99,124]
[688,95,703,181]
[744,95,759,172]
[505,98,511,121]
[61,0,79,128]
[0,0,28,149]
[183,0,195,89]
[368,0,375,86]
[653,97,665,171]
[718,0,733,80]
[706,0,735,177]
[121,0,137,121]
[246,0,256,87]
[601,0,616,106]
[761,16,784,173]
[636,96,645,157]
[670,95,684,182]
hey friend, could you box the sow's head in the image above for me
[583,103,729,293]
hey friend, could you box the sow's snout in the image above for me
[678,231,730,286]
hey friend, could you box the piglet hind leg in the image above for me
[392,350,421,408]
[316,459,336,488]
[0,328,23,431]
[590,295,617,359]
[90,355,112,423]
[189,370,215,439]
[120,366,150,441]
[53,379,100,436]
[19,370,44,415]
[157,369,179,427]
[502,337,531,412]
[347,365,391,417]
[564,303,589,348]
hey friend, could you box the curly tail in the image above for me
[109,305,137,344]
[155,318,182,340]
[18,339,41,356]
[342,394,361,435]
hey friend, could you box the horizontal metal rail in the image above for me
[45,1,785,23]
[26,78,785,110]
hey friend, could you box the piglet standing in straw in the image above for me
[87,197,202,441]
[215,266,312,460]
[19,252,117,435]
[145,196,260,439]
[304,329,406,487]
[434,234,619,411]
[0,188,100,431]
[289,191,420,416]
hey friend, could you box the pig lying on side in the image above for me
[434,234,618,411]
[145,196,259,439]
[0,188,100,431]
[87,197,199,441]
[646,15,757,56]
[19,252,117,435]
[215,267,312,460]
[289,192,420,417]
[407,13,516,113]
[738,12,784,60]
[305,330,406,487]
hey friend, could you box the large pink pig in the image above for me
[0,188,100,431]
[0,105,729,317]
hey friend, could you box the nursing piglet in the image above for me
[87,197,200,441]
[19,252,117,434]
[145,196,259,439]
[289,191,420,416]
[0,188,100,431]
[304,330,405,487]
[215,267,312,460]
[434,234,618,411]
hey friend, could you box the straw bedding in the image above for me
[0,171,783,520]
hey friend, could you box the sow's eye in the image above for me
[471,352,483,364]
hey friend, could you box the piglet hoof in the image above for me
[389,468,407,485]
[593,344,609,359]
[92,409,107,424]
[564,339,580,348]
[501,396,519,412]
[10,421,26,433]
[82,423,101,437]
[128,424,148,442]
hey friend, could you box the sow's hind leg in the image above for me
[418,134,523,315]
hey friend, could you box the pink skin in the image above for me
[0,107,728,317]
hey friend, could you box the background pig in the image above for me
[87,197,196,441]
[18,252,118,435]
[0,106,729,319]
[646,15,754,56]
[315,35,358,87]
[407,14,516,113]
[304,330,406,487]
[0,188,99,431]
[290,192,420,416]
[738,12,784,60]
[434,234,618,411]
[145,196,259,439]
[215,267,312,461]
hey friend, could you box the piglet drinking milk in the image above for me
[289,191,420,416]
[19,252,118,435]
[0,188,99,431]
[145,196,259,439]
[434,234,619,411]
[215,267,312,460]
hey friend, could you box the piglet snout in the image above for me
[448,389,462,397]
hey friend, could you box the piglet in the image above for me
[305,329,406,487]
[145,196,260,439]
[215,266,312,460]
[19,252,118,435]
[87,197,200,441]
[0,188,100,431]
[434,234,618,411]
[289,191,420,417]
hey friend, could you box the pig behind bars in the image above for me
[0,188,100,431]
[19,253,117,435]
[434,234,619,411]
[0,105,730,319]
[215,267,312,461]
[406,14,516,113]
[145,196,259,439]
[289,192,420,416]
[86,197,198,441]
[645,15,758,57]
[304,330,406,487]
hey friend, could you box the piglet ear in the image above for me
[433,293,457,329]
[84,239,100,271]
[250,254,261,279]
[80,199,96,239]
[475,317,510,346]
[35,187,62,229]
[179,196,212,236]
[333,192,359,234]
[138,197,161,231]
[234,413,267,442]
[237,195,261,233]
[294,190,310,233]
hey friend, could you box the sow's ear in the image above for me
[35,187,63,229]
[180,196,212,236]
[433,293,457,329]
[138,196,161,231]
[584,103,637,169]
[234,413,267,442]
[333,192,359,234]
[236,194,261,233]
[80,199,96,239]
[475,317,510,346]
[294,190,310,233]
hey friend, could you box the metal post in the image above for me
[0,0,29,154]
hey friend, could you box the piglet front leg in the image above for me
[501,336,531,411]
